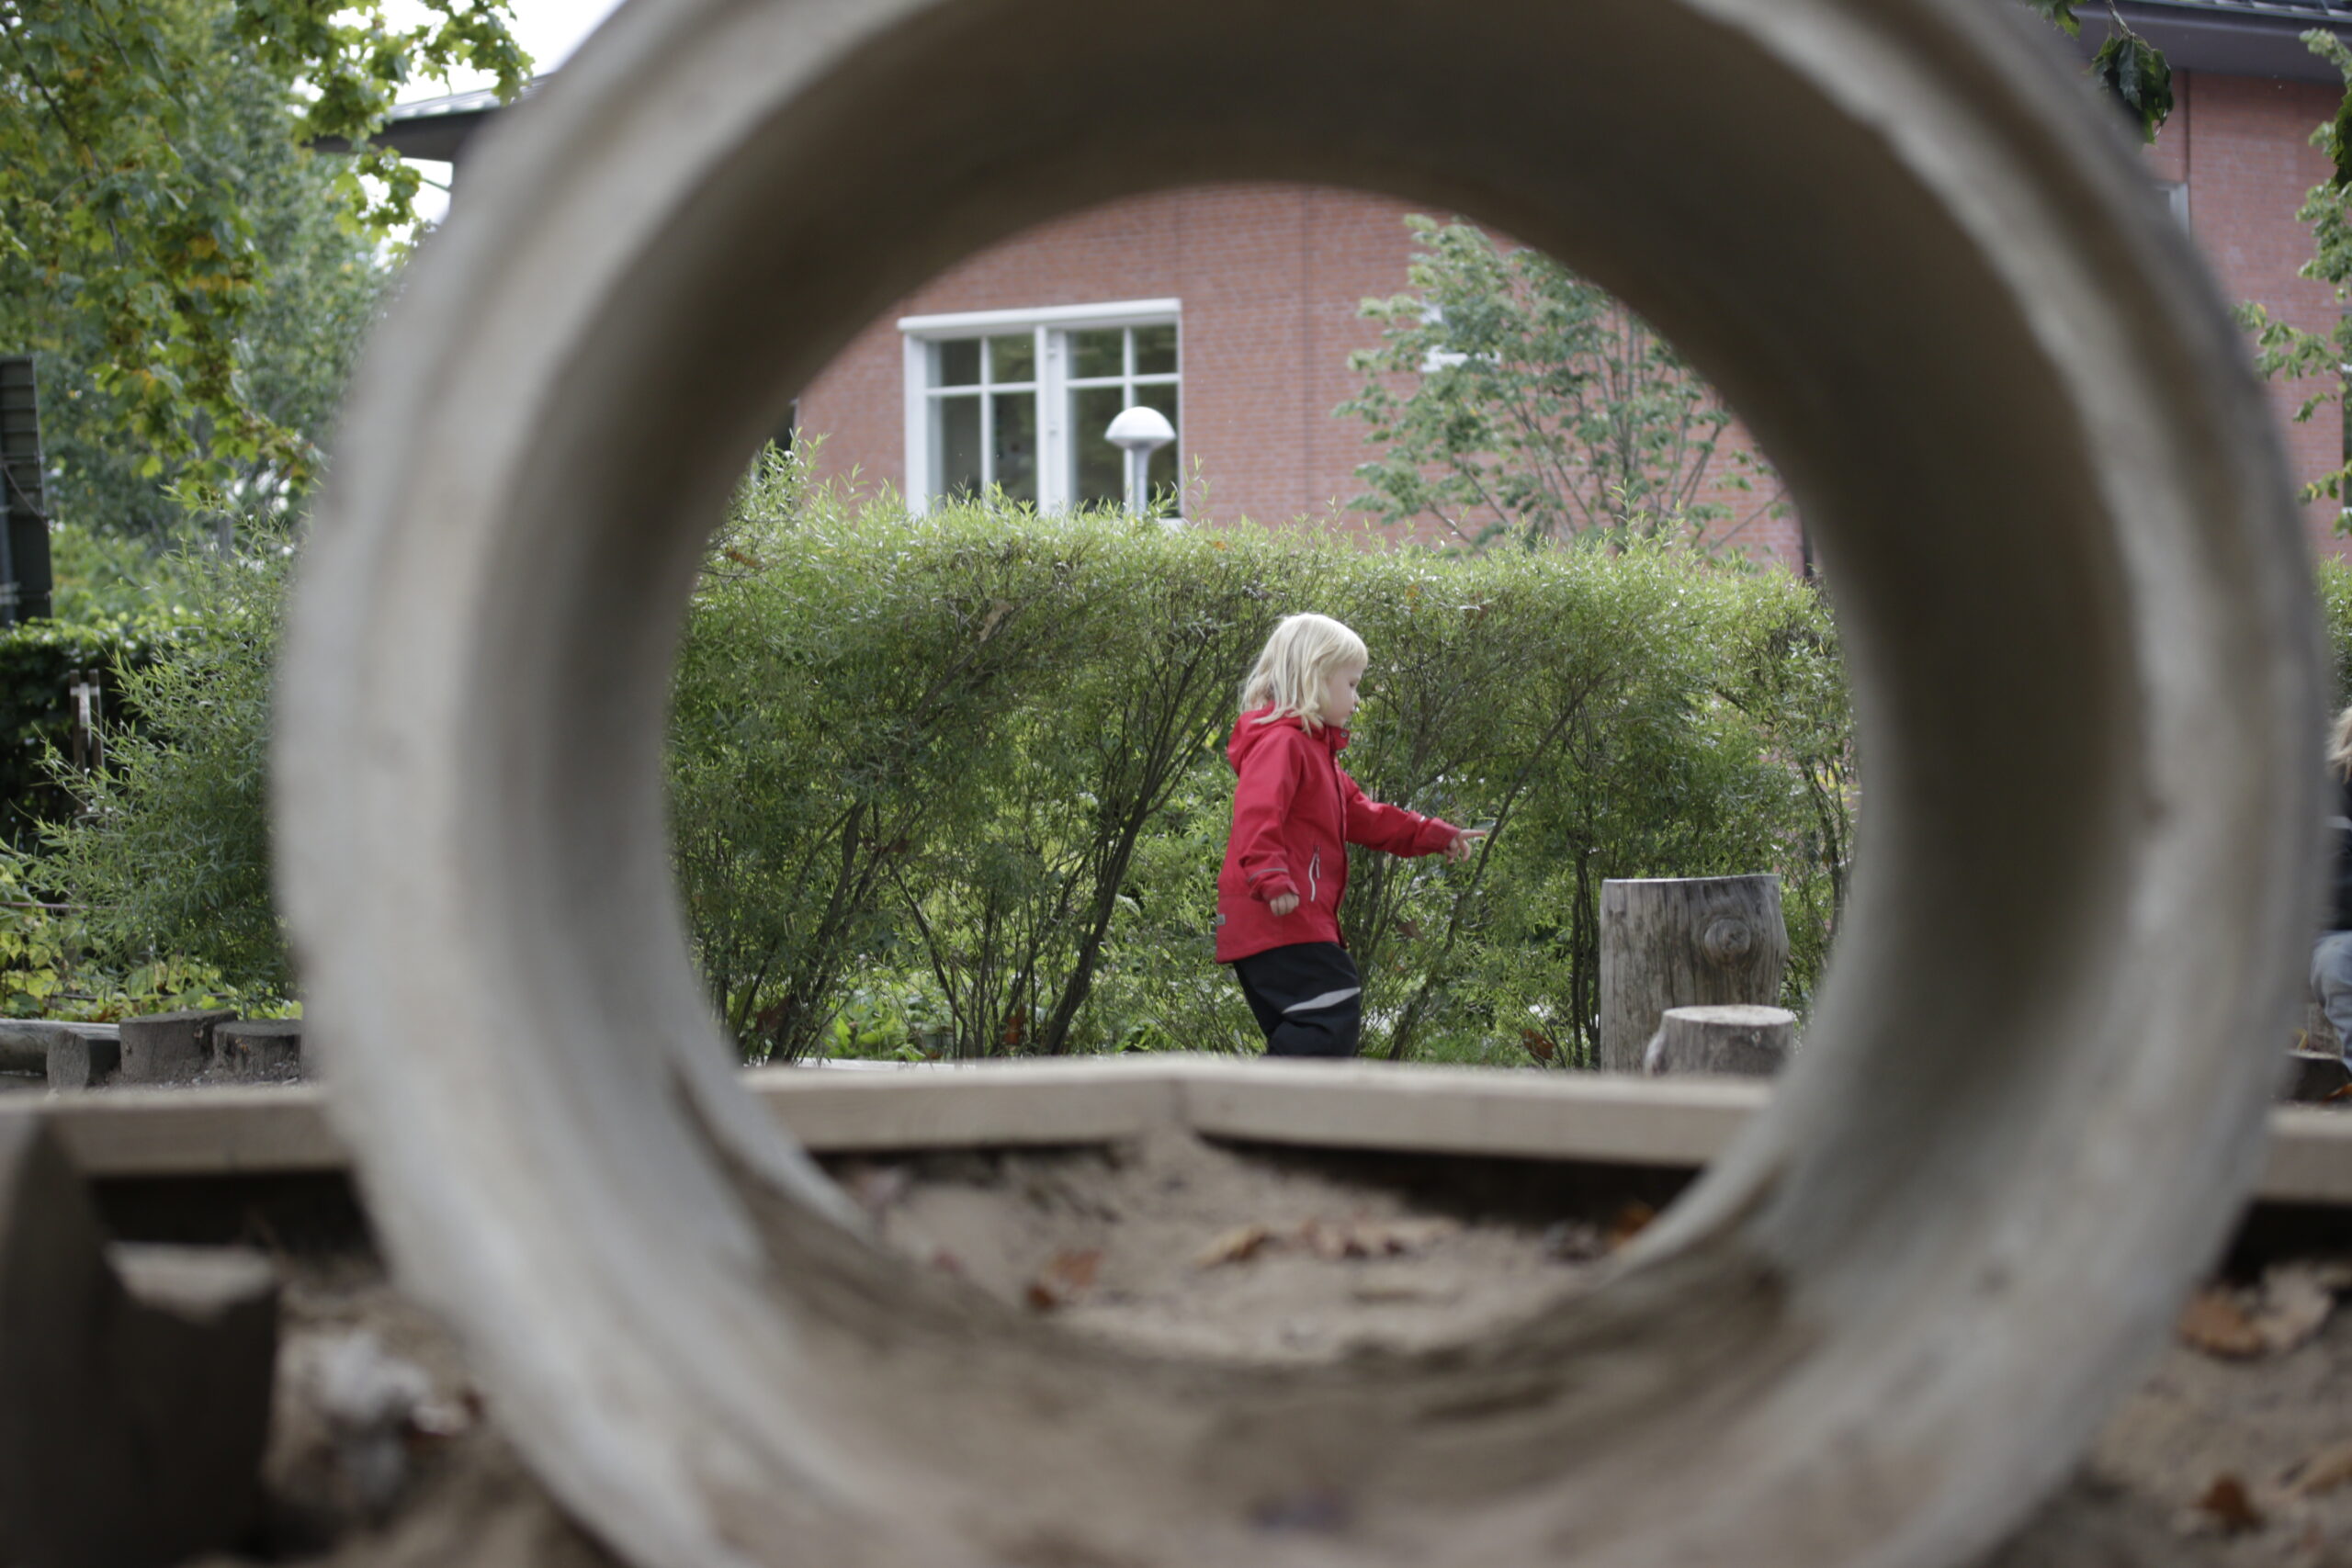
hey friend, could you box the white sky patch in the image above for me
[366,0,629,228]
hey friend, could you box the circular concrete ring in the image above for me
[276,0,2321,1564]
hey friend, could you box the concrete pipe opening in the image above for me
[274,0,2320,1564]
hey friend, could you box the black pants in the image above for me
[1232,942,1363,1058]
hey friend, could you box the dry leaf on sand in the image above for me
[2179,1264,2341,1359]
[2248,1263,2336,1355]
[2179,1290,2267,1359]
[2180,1473,2265,1536]
[2193,1473,2265,1534]
[1606,1201,1658,1251]
[2286,1438,2352,1497]
[1024,1249,1101,1311]
[1297,1215,1459,1261]
[1195,1224,1274,1269]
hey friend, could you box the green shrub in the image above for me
[2321,558,2352,707]
[672,453,1850,1064]
[0,616,172,845]
[28,452,1858,1061]
[36,540,288,996]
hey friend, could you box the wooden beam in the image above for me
[17,1061,2352,1208]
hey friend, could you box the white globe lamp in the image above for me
[1102,404,1175,516]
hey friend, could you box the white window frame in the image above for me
[2154,177,2188,228]
[900,299,1181,513]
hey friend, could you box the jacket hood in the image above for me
[1228,706,1348,773]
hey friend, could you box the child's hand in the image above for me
[1444,828,1487,864]
[1269,893,1300,917]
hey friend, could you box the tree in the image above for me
[0,0,527,532]
[2235,33,2352,526]
[1337,216,1780,551]
[2018,0,2175,144]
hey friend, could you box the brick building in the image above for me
[393,0,2352,565]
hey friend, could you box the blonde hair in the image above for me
[2331,705,2352,781]
[1239,614,1368,728]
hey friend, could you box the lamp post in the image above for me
[1102,405,1175,517]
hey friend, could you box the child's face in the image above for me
[1320,659,1365,728]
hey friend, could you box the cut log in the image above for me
[0,1115,277,1566]
[214,1019,303,1080]
[45,1028,120,1091]
[0,1021,60,1076]
[119,1009,236,1085]
[1600,876,1788,1073]
[1644,1005,1796,1077]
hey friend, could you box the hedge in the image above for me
[29,453,1857,1064]
[673,452,1849,1065]
[0,616,166,847]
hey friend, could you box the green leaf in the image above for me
[2018,0,2081,40]
[2090,29,2174,143]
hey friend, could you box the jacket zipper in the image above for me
[1308,850,1320,904]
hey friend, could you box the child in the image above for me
[1216,614,1481,1057]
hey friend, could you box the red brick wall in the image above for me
[799,91,2348,565]
[798,184,1409,536]
[2159,71,2346,554]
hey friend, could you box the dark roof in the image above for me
[315,5,2352,175]
[2096,0,2352,80]
[311,81,541,164]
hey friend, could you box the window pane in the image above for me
[1138,381,1180,501]
[1134,322,1177,376]
[987,333,1035,385]
[1071,384,1127,508]
[935,339,980,388]
[937,394,982,501]
[1070,328,1123,380]
[993,391,1037,506]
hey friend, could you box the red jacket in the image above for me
[1215,706,1459,963]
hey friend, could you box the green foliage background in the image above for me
[674,457,1849,1066]
[1,0,527,523]
[19,462,1854,1063]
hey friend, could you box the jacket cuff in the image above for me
[1419,819,1461,855]
[1256,875,1300,903]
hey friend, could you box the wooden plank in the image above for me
[28,1087,345,1176]
[1173,1059,1769,1166]
[2259,1106,2352,1205]
[19,1065,2352,1213]
[741,1062,1183,1151]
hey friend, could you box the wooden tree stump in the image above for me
[0,1115,277,1567]
[1600,875,1788,1072]
[1644,1005,1796,1077]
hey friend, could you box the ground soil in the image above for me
[196,1128,2352,1567]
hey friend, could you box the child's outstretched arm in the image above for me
[1231,739,1304,910]
[1340,773,1476,860]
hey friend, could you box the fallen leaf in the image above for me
[2196,1473,2264,1534]
[2287,1438,2352,1496]
[1606,1201,1657,1251]
[1296,1215,1456,1261]
[2179,1289,2267,1358]
[2251,1263,2336,1354]
[1544,1220,1608,1262]
[1024,1248,1102,1311]
[1195,1224,1274,1269]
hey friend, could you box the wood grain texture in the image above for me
[1600,876,1787,1072]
